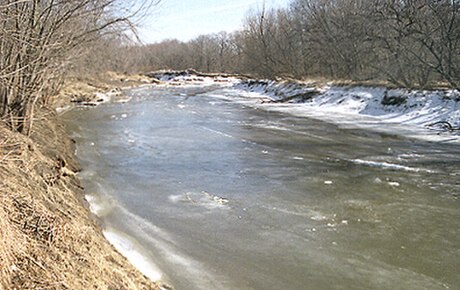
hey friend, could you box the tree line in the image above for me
[127,0,459,90]
[0,0,157,134]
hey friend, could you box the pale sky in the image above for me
[138,0,291,43]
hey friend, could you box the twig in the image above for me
[28,256,48,272]
[0,150,15,163]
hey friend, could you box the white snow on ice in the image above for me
[228,80,460,143]
[348,159,435,173]
[103,229,163,282]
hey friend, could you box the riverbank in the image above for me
[0,73,164,289]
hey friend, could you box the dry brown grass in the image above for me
[105,71,153,85]
[0,109,160,289]
[292,77,396,89]
[296,77,456,91]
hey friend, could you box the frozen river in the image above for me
[64,85,460,290]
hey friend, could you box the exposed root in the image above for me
[427,121,460,132]
[262,91,319,103]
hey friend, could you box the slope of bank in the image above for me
[0,80,161,288]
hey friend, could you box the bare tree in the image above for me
[0,0,160,134]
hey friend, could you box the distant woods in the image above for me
[0,0,158,134]
[124,0,459,89]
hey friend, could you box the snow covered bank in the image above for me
[146,71,460,142]
[56,86,125,114]
[232,79,460,142]
[145,69,240,88]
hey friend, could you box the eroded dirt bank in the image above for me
[0,75,162,289]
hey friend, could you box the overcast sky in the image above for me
[138,0,291,43]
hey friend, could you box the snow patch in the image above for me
[349,159,435,173]
[84,194,114,217]
[103,229,163,282]
[147,70,240,88]
[169,191,230,209]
